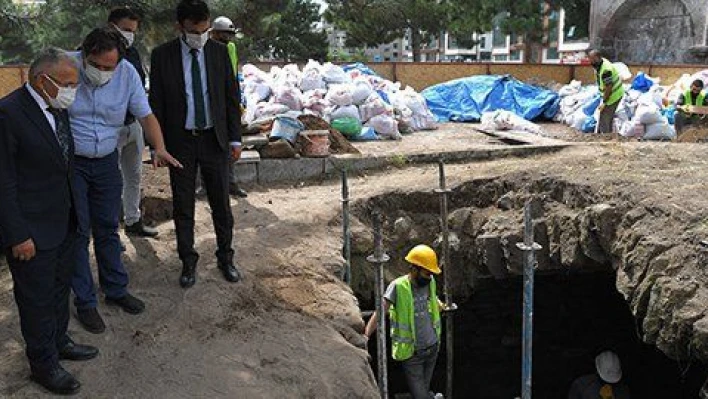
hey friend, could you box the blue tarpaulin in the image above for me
[421,75,560,122]
[342,63,379,77]
[631,72,654,93]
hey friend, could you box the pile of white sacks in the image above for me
[555,68,708,140]
[240,61,437,140]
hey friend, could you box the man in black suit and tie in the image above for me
[149,0,243,288]
[0,48,99,395]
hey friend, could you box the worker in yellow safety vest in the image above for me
[210,16,242,77]
[365,244,452,399]
[675,79,708,134]
[203,15,247,198]
[588,49,625,134]
[568,351,630,399]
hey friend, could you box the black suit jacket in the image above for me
[0,86,77,250]
[149,38,241,153]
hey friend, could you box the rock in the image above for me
[642,276,699,359]
[449,207,490,238]
[496,193,515,210]
[691,316,708,360]
[393,216,413,238]
[477,234,506,279]
[350,219,374,255]
[579,207,609,264]
[449,207,474,232]
[532,220,552,271]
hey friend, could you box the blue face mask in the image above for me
[416,276,431,287]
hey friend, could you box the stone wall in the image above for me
[591,0,708,64]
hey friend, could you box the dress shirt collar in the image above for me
[25,82,51,111]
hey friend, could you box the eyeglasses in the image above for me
[43,74,79,89]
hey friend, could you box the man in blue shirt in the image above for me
[69,27,181,333]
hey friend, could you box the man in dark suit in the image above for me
[0,48,99,395]
[149,0,243,288]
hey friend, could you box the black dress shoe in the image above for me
[229,183,248,198]
[58,339,99,361]
[76,308,106,334]
[106,293,145,314]
[218,263,242,283]
[125,218,159,238]
[30,365,80,395]
[180,264,196,288]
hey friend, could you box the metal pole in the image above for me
[341,170,351,284]
[516,200,542,399]
[367,212,390,399]
[435,160,454,399]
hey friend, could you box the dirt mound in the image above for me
[4,142,708,396]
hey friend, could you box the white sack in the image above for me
[325,84,354,106]
[329,105,361,121]
[366,114,401,140]
[643,120,675,140]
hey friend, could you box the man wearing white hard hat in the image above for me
[568,350,630,399]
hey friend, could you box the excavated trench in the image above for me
[349,174,708,398]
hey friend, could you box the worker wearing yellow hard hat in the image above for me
[365,244,452,399]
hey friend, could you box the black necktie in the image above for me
[48,108,71,163]
[190,48,206,129]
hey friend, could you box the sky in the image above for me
[312,0,327,13]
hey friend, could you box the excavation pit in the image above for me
[351,174,708,398]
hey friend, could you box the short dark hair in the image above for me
[108,6,141,24]
[588,49,602,58]
[81,27,125,58]
[177,0,210,24]
[692,79,704,88]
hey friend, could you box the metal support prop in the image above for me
[367,212,390,399]
[434,160,454,399]
[341,170,351,284]
[515,201,542,399]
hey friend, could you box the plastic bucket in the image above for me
[270,116,304,144]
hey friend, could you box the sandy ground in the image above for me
[2,121,708,397]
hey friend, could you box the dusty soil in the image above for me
[3,127,708,396]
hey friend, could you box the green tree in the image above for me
[271,0,327,61]
[0,0,38,64]
[324,0,449,62]
[1,0,328,65]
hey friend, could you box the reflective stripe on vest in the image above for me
[684,89,706,107]
[598,58,624,106]
[388,275,442,361]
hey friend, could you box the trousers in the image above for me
[169,129,235,266]
[598,100,620,134]
[401,344,439,399]
[8,230,76,374]
[71,151,129,309]
[117,120,145,226]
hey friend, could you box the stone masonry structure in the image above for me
[590,0,708,64]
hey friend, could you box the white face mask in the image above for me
[115,25,135,48]
[42,74,77,109]
[183,30,209,50]
[84,62,114,87]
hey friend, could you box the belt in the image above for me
[184,127,214,137]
